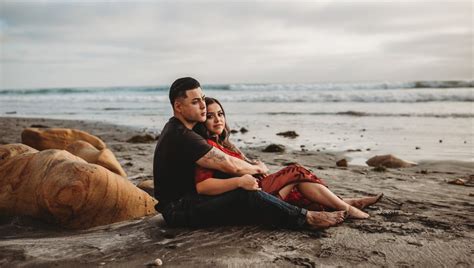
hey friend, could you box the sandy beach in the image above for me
[0,116,473,267]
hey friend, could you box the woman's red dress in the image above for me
[195,139,328,210]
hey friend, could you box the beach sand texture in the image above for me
[0,117,472,267]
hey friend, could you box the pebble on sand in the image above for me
[366,154,417,168]
[240,127,248,133]
[30,124,50,128]
[126,134,156,143]
[447,178,466,186]
[276,131,299,138]
[336,159,348,167]
[262,144,285,153]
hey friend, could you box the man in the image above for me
[153,77,345,228]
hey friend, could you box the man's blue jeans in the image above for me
[158,189,308,228]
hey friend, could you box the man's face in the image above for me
[175,87,207,123]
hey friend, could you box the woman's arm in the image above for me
[196,174,260,195]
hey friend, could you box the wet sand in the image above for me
[0,117,473,267]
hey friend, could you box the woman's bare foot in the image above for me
[306,211,346,229]
[343,193,383,209]
[346,205,370,219]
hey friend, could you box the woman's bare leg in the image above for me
[278,183,298,199]
[297,182,369,219]
[343,193,384,209]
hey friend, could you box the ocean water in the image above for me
[1,81,473,164]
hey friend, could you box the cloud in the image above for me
[0,1,472,88]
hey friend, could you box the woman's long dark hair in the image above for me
[195,97,249,161]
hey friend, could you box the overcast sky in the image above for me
[0,0,472,89]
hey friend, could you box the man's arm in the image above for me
[196,147,268,176]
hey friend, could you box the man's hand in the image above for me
[254,160,269,175]
[238,174,261,191]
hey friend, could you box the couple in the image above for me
[153,77,382,229]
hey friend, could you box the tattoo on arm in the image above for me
[203,148,226,163]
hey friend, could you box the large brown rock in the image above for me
[21,127,106,151]
[366,154,417,168]
[65,140,127,177]
[0,144,157,229]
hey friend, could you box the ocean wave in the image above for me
[1,80,472,96]
[265,111,474,118]
[1,88,472,103]
[0,86,170,95]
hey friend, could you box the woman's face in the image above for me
[205,103,226,136]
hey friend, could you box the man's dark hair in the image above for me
[169,77,201,105]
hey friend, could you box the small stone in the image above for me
[415,146,420,150]
[420,169,428,174]
[372,166,387,172]
[336,159,348,167]
[439,139,442,143]
[230,129,238,134]
[366,148,371,151]
[262,144,285,153]
[30,124,50,128]
[154,258,163,266]
[146,258,163,266]
[240,127,248,133]
[276,131,299,138]
[448,178,466,186]
[126,134,156,143]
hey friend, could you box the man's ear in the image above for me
[173,99,182,113]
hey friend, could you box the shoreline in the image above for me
[0,116,473,267]
[1,115,472,165]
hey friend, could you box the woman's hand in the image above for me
[238,174,261,191]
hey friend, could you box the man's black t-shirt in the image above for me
[153,117,212,211]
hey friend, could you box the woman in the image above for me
[195,97,383,219]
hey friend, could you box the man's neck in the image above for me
[173,114,196,130]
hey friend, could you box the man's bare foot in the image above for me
[346,205,370,219]
[306,211,346,229]
[343,193,383,209]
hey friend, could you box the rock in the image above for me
[240,127,248,134]
[126,134,156,143]
[336,159,348,167]
[65,140,127,177]
[30,124,50,128]
[230,129,238,134]
[366,154,417,168]
[262,144,285,153]
[0,144,157,229]
[415,146,420,150]
[346,149,362,152]
[372,166,387,172]
[137,180,154,197]
[276,131,299,138]
[439,139,443,143]
[447,178,466,186]
[5,111,16,114]
[21,128,106,151]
